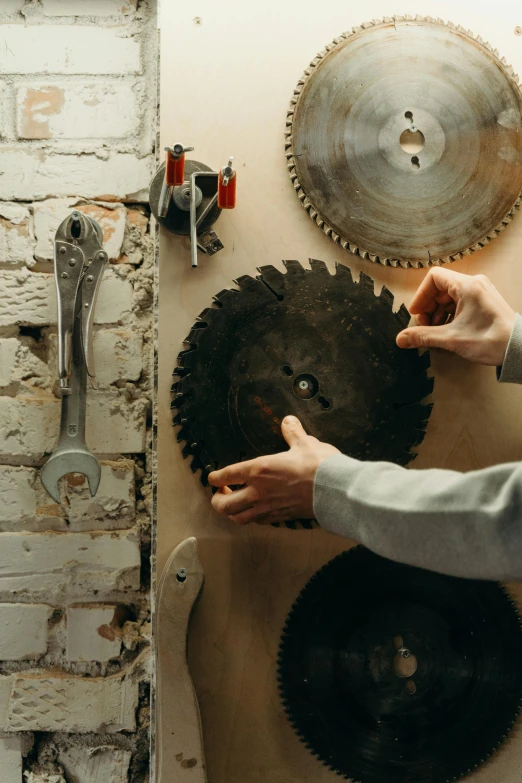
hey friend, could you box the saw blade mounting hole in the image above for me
[282,364,294,376]
[411,156,420,170]
[393,646,418,678]
[293,373,319,399]
[400,128,425,154]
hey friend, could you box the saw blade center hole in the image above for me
[392,634,418,680]
[400,111,425,162]
[293,373,319,399]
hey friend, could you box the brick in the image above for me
[0,149,154,201]
[0,466,37,529]
[0,268,133,327]
[0,338,18,387]
[0,335,50,393]
[0,461,134,532]
[0,1,25,13]
[0,531,140,596]
[0,391,146,465]
[93,329,143,386]
[67,605,125,662]
[59,745,131,783]
[0,83,10,138]
[0,26,140,75]
[0,736,22,783]
[33,199,127,262]
[0,394,58,464]
[2,672,138,732]
[17,82,138,141]
[46,460,136,530]
[0,203,35,267]
[43,0,137,15]
[0,604,51,660]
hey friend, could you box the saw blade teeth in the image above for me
[357,271,375,292]
[170,393,188,410]
[397,303,410,327]
[333,262,354,283]
[213,287,239,306]
[378,284,394,308]
[233,274,257,291]
[283,259,306,274]
[308,258,329,274]
[257,265,286,299]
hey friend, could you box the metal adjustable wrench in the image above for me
[40,211,108,503]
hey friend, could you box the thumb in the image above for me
[396,324,454,351]
[281,415,308,448]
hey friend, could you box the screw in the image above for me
[68,259,76,267]
[515,26,522,35]
[60,272,68,279]
[97,252,105,261]
[86,275,94,283]
[60,247,66,254]
[84,302,90,309]
[299,380,309,390]
[176,568,187,582]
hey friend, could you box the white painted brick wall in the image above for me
[17,82,139,141]
[0,736,23,783]
[0,462,135,532]
[0,338,18,387]
[1,672,138,732]
[33,200,127,262]
[0,531,141,593]
[0,268,133,327]
[59,745,132,783]
[67,605,124,662]
[0,149,153,202]
[0,83,9,139]
[0,603,52,660]
[0,26,141,75]
[0,0,155,776]
[0,203,35,267]
[43,0,138,16]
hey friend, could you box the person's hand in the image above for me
[396,268,516,366]
[208,416,339,525]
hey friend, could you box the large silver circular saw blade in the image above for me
[286,16,522,268]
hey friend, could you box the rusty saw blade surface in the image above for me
[172,261,433,507]
[278,547,522,783]
[286,17,522,268]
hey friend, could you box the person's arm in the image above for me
[315,454,522,580]
[208,268,522,581]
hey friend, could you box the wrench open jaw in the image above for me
[40,450,101,505]
[40,211,107,504]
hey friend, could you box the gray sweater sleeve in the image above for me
[313,314,522,581]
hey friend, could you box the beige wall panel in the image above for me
[158,1,522,780]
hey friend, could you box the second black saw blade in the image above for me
[278,547,522,783]
[172,260,433,481]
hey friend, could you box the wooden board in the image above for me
[157,2,522,780]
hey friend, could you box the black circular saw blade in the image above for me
[172,260,433,481]
[278,547,522,783]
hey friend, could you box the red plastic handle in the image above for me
[166,151,185,187]
[218,170,236,209]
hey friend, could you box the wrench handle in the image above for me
[58,301,88,448]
